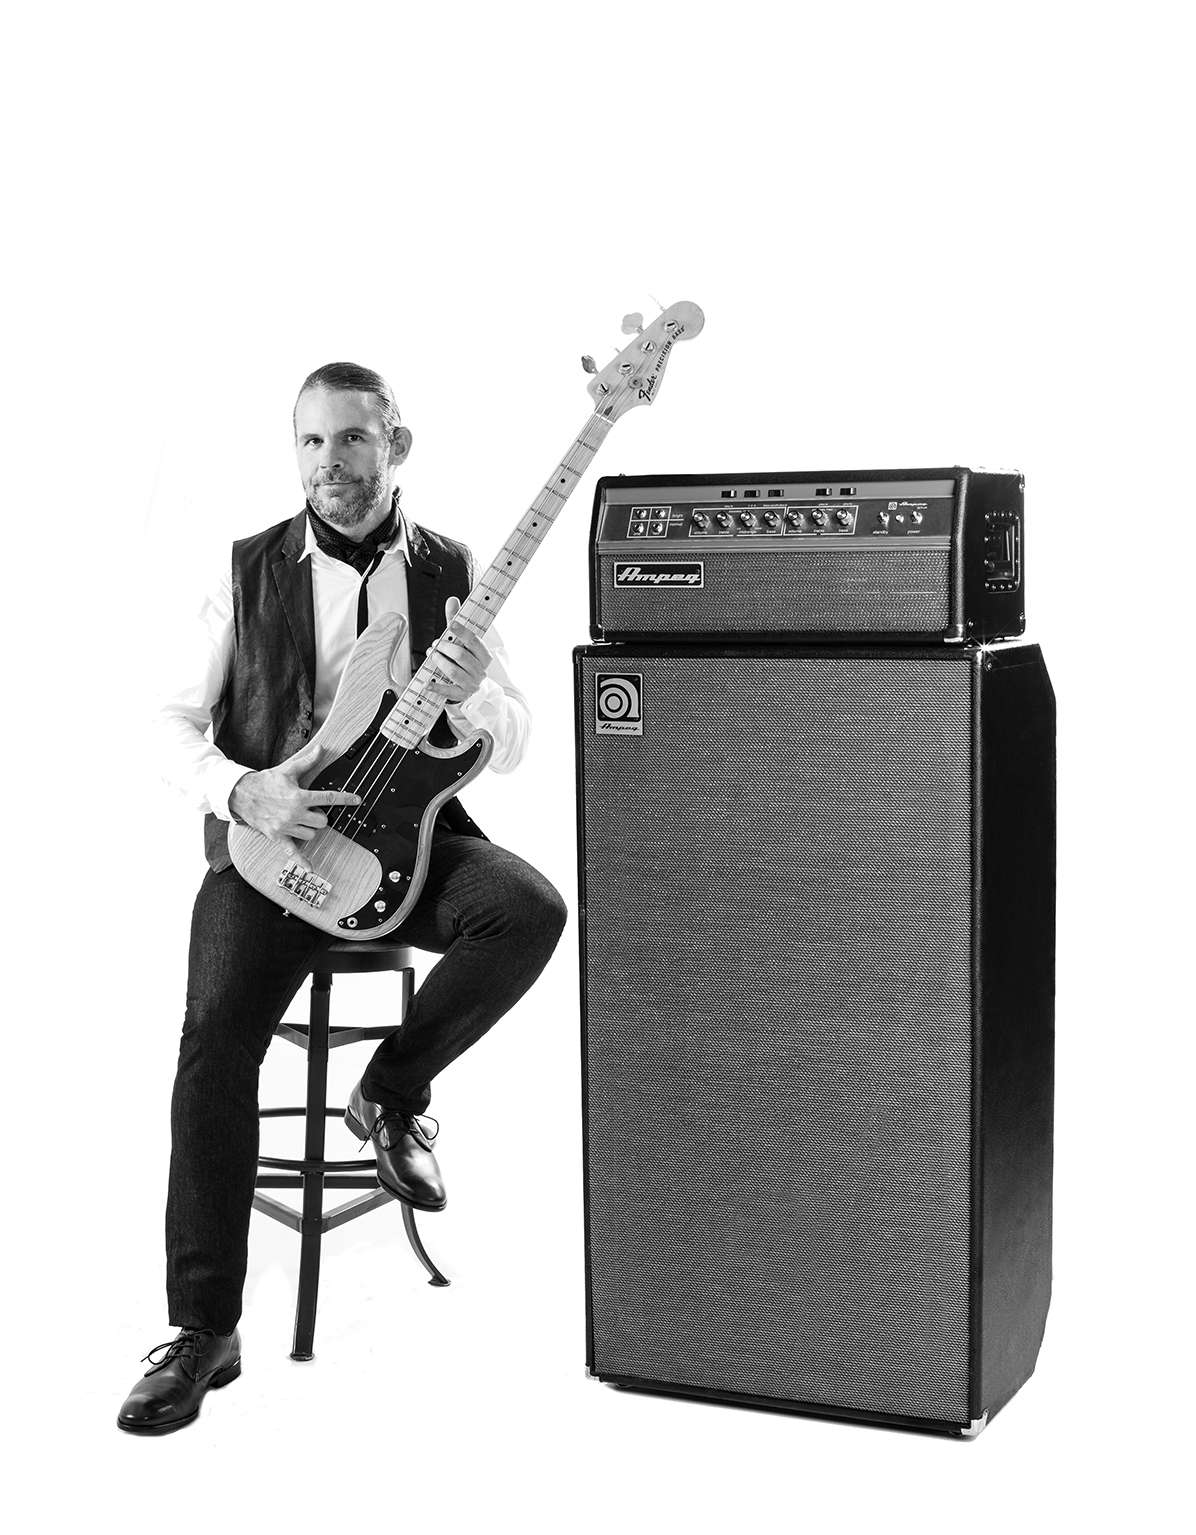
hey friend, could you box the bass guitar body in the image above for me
[227,612,493,939]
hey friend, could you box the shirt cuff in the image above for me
[208,760,256,821]
[446,675,506,734]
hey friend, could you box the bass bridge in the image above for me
[278,860,333,909]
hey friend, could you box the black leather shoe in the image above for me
[117,1328,241,1435]
[344,1081,447,1211]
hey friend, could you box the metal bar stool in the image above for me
[253,940,448,1361]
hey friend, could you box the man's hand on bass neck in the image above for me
[425,596,492,705]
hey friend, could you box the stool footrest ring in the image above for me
[259,1106,347,1120]
[258,1153,377,1174]
[257,1154,379,1172]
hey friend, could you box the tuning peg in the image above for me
[581,355,598,374]
[621,312,644,335]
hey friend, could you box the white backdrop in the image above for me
[5,2,1191,1530]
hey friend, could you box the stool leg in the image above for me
[401,964,414,1016]
[391,963,449,1288]
[292,972,332,1361]
[401,1203,451,1287]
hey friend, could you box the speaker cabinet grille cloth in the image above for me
[576,646,1053,1431]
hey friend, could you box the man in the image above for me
[119,362,567,1434]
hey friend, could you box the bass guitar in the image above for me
[228,300,704,936]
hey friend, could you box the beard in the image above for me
[308,464,391,531]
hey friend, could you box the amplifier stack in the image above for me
[575,466,1054,1436]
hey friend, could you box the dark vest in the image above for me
[204,508,485,871]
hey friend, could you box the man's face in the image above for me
[295,388,409,533]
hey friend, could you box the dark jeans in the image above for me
[165,830,567,1333]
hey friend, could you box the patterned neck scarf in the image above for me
[306,495,401,575]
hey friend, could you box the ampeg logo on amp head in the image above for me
[613,562,703,588]
[589,467,1026,643]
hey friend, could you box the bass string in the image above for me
[329,729,404,825]
[331,686,436,825]
[300,727,401,891]
[318,638,447,835]
[319,734,411,887]
[318,673,446,883]
[308,656,468,893]
[325,517,526,822]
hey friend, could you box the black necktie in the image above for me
[354,547,384,635]
[307,501,399,635]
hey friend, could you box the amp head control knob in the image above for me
[810,508,828,527]
[738,511,755,527]
[716,511,732,528]
[763,510,780,527]
[835,509,852,526]
[691,510,708,527]
[785,510,801,528]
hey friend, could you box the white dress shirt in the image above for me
[150,512,531,819]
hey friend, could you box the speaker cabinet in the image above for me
[575,643,1054,1435]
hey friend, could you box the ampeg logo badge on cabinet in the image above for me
[595,674,643,735]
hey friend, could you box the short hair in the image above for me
[294,361,402,437]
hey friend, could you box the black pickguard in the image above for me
[307,692,486,932]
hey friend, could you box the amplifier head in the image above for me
[588,467,1024,643]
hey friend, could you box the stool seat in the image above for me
[252,940,448,1361]
[315,940,415,974]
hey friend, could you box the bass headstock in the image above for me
[583,300,704,422]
